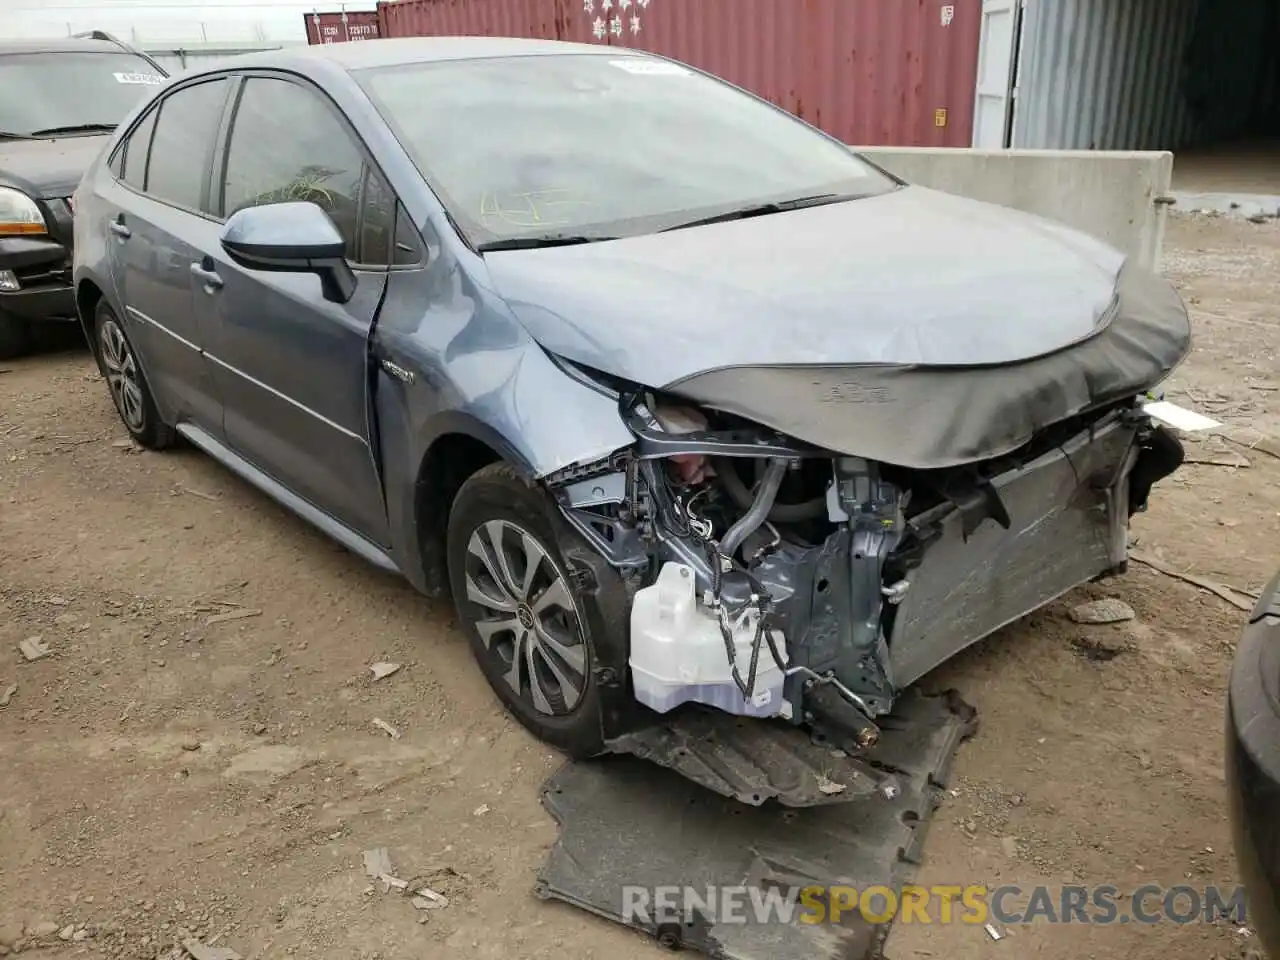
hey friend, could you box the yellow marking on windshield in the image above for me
[479,189,597,228]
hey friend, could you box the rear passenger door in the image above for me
[197,75,393,546]
[104,77,232,435]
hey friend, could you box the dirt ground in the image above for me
[1,213,1277,960]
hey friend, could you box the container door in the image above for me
[972,0,1021,147]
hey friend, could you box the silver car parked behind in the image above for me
[72,37,1191,772]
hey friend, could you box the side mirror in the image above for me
[220,201,357,304]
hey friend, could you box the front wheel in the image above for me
[447,462,608,757]
[94,301,174,450]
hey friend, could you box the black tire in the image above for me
[447,462,614,757]
[93,300,175,450]
[0,312,31,360]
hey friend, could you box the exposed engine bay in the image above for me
[545,388,1186,757]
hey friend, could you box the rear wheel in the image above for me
[447,463,607,757]
[0,312,31,360]
[94,301,175,450]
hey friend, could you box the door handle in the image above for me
[109,220,131,239]
[190,261,223,291]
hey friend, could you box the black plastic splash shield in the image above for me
[536,691,976,960]
[601,692,976,807]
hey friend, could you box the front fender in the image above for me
[372,273,636,593]
[376,353,634,592]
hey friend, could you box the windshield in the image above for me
[357,54,896,245]
[0,52,165,137]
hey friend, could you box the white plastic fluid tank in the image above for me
[629,562,788,718]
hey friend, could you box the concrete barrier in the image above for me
[851,147,1175,272]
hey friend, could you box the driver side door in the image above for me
[191,75,393,545]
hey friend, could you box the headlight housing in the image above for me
[0,186,47,237]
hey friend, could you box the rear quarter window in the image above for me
[120,107,158,190]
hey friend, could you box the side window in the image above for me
[146,79,230,212]
[222,78,364,258]
[120,107,158,190]
[359,169,395,266]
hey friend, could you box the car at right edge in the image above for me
[1227,570,1280,955]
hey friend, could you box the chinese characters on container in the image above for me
[584,0,649,41]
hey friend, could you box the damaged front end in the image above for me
[545,386,1185,761]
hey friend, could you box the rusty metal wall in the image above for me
[378,0,595,43]
[376,0,984,147]
[306,10,382,45]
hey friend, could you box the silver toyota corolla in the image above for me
[71,37,1191,781]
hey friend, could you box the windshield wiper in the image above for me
[0,131,35,140]
[660,193,861,233]
[476,234,617,253]
[26,122,118,138]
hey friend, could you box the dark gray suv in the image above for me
[72,38,1190,786]
[0,33,166,357]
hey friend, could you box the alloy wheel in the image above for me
[99,319,145,432]
[464,519,589,716]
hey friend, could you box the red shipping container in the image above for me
[375,0,982,147]
[306,10,382,44]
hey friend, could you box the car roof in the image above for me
[200,36,632,74]
[0,37,145,57]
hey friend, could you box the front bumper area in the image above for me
[759,409,1176,714]
[0,213,76,323]
[1227,571,1280,955]
[0,283,77,322]
[887,410,1141,686]
[556,395,1185,762]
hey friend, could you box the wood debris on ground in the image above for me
[176,485,221,502]
[1182,454,1252,468]
[361,849,453,918]
[1130,550,1256,612]
[371,718,402,739]
[204,608,264,626]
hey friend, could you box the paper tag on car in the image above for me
[114,72,165,85]
[609,59,691,76]
[1142,400,1221,432]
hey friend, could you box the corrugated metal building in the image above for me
[378,0,986,148]
[976,0,1280,152]
[376,0,1278,162]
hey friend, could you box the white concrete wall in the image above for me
[852,147,1175,272]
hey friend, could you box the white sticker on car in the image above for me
[113,72,165,85]
[609,59,690,76]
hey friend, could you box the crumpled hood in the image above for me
[484,185,1128,387]
[0,134,110,198]
[484,185,1191,469]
